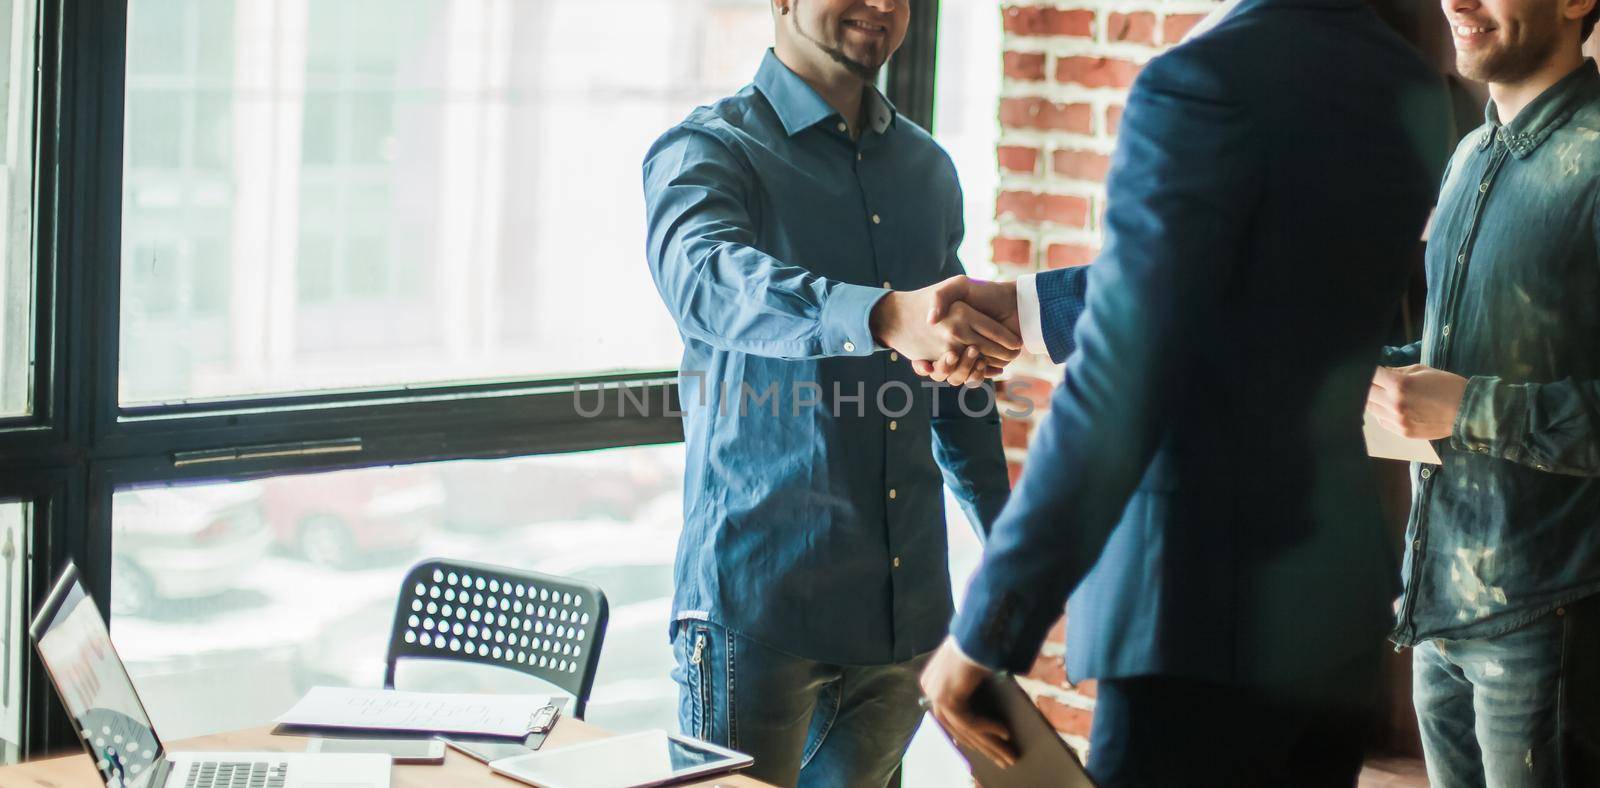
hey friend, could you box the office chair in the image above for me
[385,558,609,718]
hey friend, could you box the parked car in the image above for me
[436,451,677,533]
[260,467,445,568]
[112,483,270,617]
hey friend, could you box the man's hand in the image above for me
[872,280,1022,369]
[1366,364,1469,440]
[920,638,1017,769]
[908,277,1020,387]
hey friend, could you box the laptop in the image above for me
[30,562,392,788]
[940,674,1097,788]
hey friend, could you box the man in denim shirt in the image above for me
[1366,0,1600,781]
[641,1,1016,785]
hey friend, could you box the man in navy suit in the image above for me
[917,1,1454,784]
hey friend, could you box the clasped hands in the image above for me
[871,276,1023,386]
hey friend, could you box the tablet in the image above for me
[945,674,1097,788]
[489,730,752,788]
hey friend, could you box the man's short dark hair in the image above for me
[1585,3,1599,43]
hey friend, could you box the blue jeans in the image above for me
[670,620,928,788]
[1414,594,1600,787]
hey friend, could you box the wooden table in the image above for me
[0,718,775,787]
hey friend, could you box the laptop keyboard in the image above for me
[184,761,288,788]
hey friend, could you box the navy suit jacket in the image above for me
[953,0,1453,686]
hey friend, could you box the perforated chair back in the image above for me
[385,558,609,718]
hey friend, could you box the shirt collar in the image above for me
[1482,59,1600,158]
[754,49,898,137]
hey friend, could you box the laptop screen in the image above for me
[32,564,166,788]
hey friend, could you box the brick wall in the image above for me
[989,0,1220,757]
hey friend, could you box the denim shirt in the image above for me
[1390,61,1600,646]
[641,51,1010,665]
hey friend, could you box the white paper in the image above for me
[1364,411,1442,464]
[276,687,552,737]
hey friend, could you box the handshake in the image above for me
[869,276,1024,387]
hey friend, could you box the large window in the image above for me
[112,446,684,739]
[0,0,953,766]
[0,0,35,419]
[120,0,771,404]
[932,0,1002,281]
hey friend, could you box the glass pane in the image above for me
[931,0,1003,280]
[119,0,773,404]
[0,502,26,763]
[0,0,37,418]
[111,445,687,740]
[902,8,1007,785]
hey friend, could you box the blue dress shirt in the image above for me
[642,51,1010,665]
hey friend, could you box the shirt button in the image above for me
[837,122,847,133]
[1442,325,1451,337]
[892,556,901,569]
[890,352,900,362]
[1420,467,1432,479]
[1557,607,1567,616]
[843,341,856,353]
[888,489,897,500]
[1457,253,1466,264]
[882,280,891,288]
[889,420,898,431]
[1479,182,1489,192]
[1412,539,1422,550]
[872,214,882,225]
[857,152,863,161]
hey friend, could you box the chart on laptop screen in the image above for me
[35,581,164,787]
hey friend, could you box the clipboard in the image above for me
[442,702,563,762]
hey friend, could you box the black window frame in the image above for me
[0,0,941,758]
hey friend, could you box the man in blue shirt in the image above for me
[1363,0,1600,782]
[641,1,1015,785]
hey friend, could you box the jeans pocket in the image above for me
[688,626,713,740]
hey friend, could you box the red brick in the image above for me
[1036,696,1095,738]
[997,145,1040,174]
[1003,51,1048,81]
[1107,11,1156,44]
[1047,243,1095,268]
[1051,149,1111,181]
[995,191,1037,221]
[1042,194,1091,226]
[1002,6,1095,37]
[998,190,1088,224]
[991,236,1033,266]
[999,98,1094,134]
[1163,13,1208,44]
[1002,416,1034,449]
[1105,104,1124,135]
[1046,616,1066,644]
[1028,652,1069,688]
[997,374,1054,413]
[1055,56,1141,90]
[999,192,1090,226]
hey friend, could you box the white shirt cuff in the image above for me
[1015,273,1049,356]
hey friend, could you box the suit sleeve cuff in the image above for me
[821,283,891,356]
[1016,273,1049,356]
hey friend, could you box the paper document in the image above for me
[277,687,553,738]
[1364,411,1442,464]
